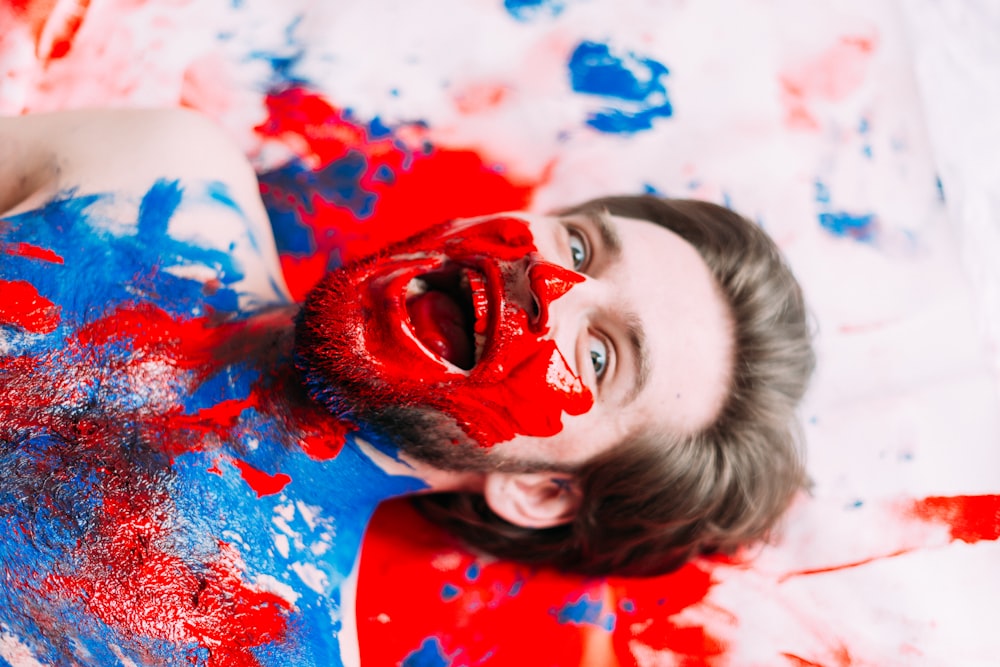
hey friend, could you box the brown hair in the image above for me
[412,196,815,577]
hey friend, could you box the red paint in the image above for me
[256,88,544,301]
[33,0,90,62]
[909,495,1000,543]
[778,548,915,583]
[608,563,722,663]
[4,241,65,263]
[0,279,61,333]
[454,83,510,114]
[232,458,292,497]
[358,501,725,666]
[298,216,593,447]
[48,509,291,667]
[779,33,879,131]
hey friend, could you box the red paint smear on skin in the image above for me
[256,88,545,301]
[4,242,65,263]
[231,458,292,498]
[909,495,1000,543]
[47,490,291,667]
[302,216,592,447]
[0,279,61,333]
[779,33,878,131]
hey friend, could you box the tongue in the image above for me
[406,291,474,369]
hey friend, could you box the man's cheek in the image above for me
[424,338,593,449]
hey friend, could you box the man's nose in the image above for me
[518,255,584,332]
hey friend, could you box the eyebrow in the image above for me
[621,310,651,406]
[576,208,650,405]
[580,207,624,264]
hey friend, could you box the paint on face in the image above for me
[297,215,594,448]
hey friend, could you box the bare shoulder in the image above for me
[0,108,290,305]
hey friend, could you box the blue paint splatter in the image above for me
[465,562,481,581]
[815,179,878,243]
[402,637,452,667]
[818,211,877,242]
[441,583,461,601]
[505,0,565,21]
[259,151,379,256]
[568,40,673,134]
[556,593,615,631]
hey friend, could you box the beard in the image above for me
[292,216,593,472]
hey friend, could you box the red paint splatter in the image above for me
[909,495,1000,543]
[454,83,510,114]
[4,241,65,263]
[779,33,879,131]
[256,88,545,301]
[32,0,91,62]
[778,548,916,583]
[232,458,292,498]
[0,279,61,333]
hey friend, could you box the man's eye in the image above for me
[589,337,608,379]
[568,229,588,271]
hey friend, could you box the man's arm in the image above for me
[0,108,290,303]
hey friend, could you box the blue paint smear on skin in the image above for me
[0,181,248,340]
[505,0,565,21]
[402,637,453,667]
[556,593,615,631]
[441,583,461,601]
[568,40,673,134]
[465,562,481,581]
[1,179,427,665]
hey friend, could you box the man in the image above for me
[0,109,813,665]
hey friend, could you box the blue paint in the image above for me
[814,180,831,204]
[642,183,664,196]
[505,0,565,21]
[815,179,878,243]
[1,177,427,666]
[568,40,673,134]
[556,593,615,631]
[465,562,481,581]
[441,583,461,601]
[137,179,184,237]
[259,152,378,235]
[0,182,248,340]
[402,637,452,667]
[619,599,635,613]
[373,164,396,184]
[819,211,877,242]
[935,176,946,202]
[369,116,393,139]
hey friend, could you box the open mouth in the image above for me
[405,265,489,371]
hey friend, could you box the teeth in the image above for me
[462,268,489,365]
[465,270,489,335]
[406,277,429,298]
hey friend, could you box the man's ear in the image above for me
[482,472,581,529]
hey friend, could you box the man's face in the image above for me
[296,208,732,471]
